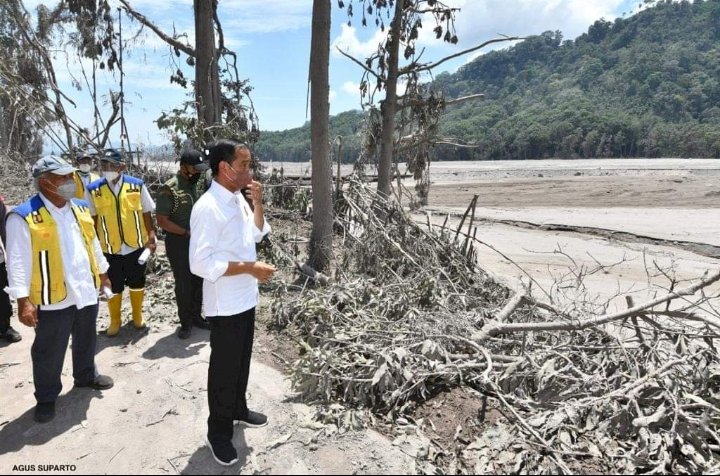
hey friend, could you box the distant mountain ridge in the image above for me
[256,0,720,162]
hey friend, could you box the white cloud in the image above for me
[447,0,626,49]
[377,0,632,71]
[330,0,631,74]
[338,79,405,107]
[332,24,385,58]
[342,81,361,95]
[329,90,337,103]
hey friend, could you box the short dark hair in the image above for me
[205,139,249,177]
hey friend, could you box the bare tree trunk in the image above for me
[194,0,221,129]
[377,0,405,198]
[309,0,333,272]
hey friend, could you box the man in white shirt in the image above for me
[189,139,276,467]
[85,149,157,336]
[6,156,114,424]
[0,196,21,343]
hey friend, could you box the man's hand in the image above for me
[18,298,37,328]
[246,181,264,208]
[249,262,277,283]
[100,274,112,293]
[145,232,157,254]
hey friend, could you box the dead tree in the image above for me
[338,0,519,203]
[120,0,257,147]
[309,0,334,272]
[0,1,140,158]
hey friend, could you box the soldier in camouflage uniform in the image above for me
[156,150,210,339]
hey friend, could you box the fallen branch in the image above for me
[473,270,720,341]
[632,404,667,428]
[589,355,692,403]
[146,408,179,427]
[491,383,573,475]
[495,292,526,323]
[296,262,330,285]
[268,182,720,475]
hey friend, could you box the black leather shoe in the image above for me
[178,327,192,340]
[75,374,114,390]
[34,402,56,423]
[1,326,22,343]
[205,437,238,466]
[234,410,268,428]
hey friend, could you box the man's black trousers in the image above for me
[206,308,255,443]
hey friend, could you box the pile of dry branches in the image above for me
[0,152,34,204]
[272,182,720,474]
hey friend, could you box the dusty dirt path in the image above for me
[0,182,414,475]
[0,289,413,476]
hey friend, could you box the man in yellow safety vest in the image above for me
[73,149,100,200]
[85,149,157,336]
[5,155,114,423]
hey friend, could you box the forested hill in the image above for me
[256,0,720,163]
[256,110,365,164]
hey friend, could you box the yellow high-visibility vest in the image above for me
[11,196,100,306]
[87,175,148,254]
[73,171,100,200]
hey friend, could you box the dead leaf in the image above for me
[372,363,388,387]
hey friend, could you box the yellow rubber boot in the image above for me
[129,288,146,329]
[107,294,122,337]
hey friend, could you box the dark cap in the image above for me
[101,148,123,164]
[76,149,96,161]
[32,155,76,178]
[180,149,208,171]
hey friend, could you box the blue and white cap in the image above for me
[32,155,76,178]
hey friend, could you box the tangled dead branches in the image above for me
[272,182,720,474]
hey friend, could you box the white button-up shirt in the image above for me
[189,180,271,317]
[5,194,110,311]
[85,175,156,256]
[0,201,6,265]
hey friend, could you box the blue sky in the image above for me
[25,0,641,149]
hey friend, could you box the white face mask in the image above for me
[78,164,93,173]
[44,179,76,201]
[103,171,119,182]
[57,181,77,200]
